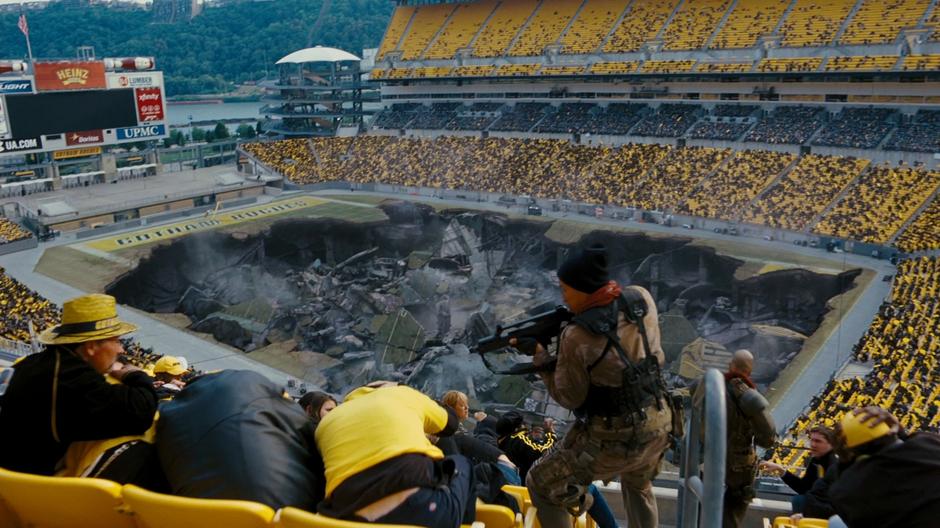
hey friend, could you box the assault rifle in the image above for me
[474,305,572,375]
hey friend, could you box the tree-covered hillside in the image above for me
[0,0,393,96]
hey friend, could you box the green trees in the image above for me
[0,0,392,96]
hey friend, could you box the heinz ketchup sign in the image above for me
[135,87,164,122]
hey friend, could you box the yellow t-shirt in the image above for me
[315,385,448,497]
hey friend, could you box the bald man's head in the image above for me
[730,349,754,376]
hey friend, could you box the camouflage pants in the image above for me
[526,401,672,528]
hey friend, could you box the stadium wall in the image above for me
[0,236,37,256]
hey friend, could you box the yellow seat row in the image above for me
[0,467,518,528]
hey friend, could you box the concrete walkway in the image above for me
[0,200,292,387]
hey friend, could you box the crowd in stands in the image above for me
[895,196,940,253]
[686,120,753,141]
[631,104,701,137]
[778,0,856,47]
[560,0,631,54]
[604,0,679,52]
[0,218,32,245]
[743,154,869,231]
[582,103,646,135]
[681,150,795,220]
[713,104,758,118]
[489,102,550,132]
[509,0,582,56]
[744,106,824,144]
[245,135,940,253]
[0,267,60,343]
[814,164,940,244]
[624,146,730,212]
[813,108,897,150]
[884,109,940,153]
[769,256,940,472]
[533,103,595,134]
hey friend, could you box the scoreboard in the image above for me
[0,60,168,158]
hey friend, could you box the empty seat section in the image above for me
[510,0,585,56]
[561,0,632,54]
[400,4,457,60]
[376,6,415,59]
[603,0,680,52]
[424,0,499,59]
[473,0,540,57]
[840,0,931,45]
[661,0,734,50]
[778,0,857,47]
[711,0,791,49]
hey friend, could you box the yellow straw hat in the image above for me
[39,294,137,345]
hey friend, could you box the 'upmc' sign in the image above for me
[116,124,166,140]
[0,80,33,94]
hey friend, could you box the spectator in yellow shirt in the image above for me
[315,382,474,527]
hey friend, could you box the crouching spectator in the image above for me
[298,391,338,424]
[152,355,188,399]
[0,294,157,481]
[157,370,324,511]
[315,381,475,527]
[829,406,940,528]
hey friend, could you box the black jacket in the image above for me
[830,433,940,528]
[156,370,323,511]
[783,451,834,495]
[0,346,157,475]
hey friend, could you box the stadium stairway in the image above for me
[771,0,800,35]
[418,6,461,60]
[504,1,548,57]
[919,0,940,25]
[654,0,689,44]
[702,0,742,49]
[552,0,591,50]
[832,0,868,44]
[738,154,803,222]
[887,188,940,246]
[801,163,873,233]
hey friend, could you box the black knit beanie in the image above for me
[557,244,609,294]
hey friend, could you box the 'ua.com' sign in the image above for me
[135,87,164,122]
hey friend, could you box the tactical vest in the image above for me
[574,290,668,420]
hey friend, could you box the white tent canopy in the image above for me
[276,46,361,65]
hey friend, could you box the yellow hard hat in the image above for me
[840,410,893,448]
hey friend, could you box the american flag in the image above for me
[17,14,28,38]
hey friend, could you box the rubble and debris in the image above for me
[108,201,860,402]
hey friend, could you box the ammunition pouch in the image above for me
[528,444,596,510]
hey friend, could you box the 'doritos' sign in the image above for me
[35,61,107,91]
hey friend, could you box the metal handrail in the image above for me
[677,368,727,528]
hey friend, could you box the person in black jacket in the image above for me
[0,294,157,477]
[761,425,836,513]
[829,406,940,528]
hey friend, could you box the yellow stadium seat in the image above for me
[798,519,829,528]
[501,484,530,514]
[476,502,522,528]
[772,516,799,528]
[273,506,423,527]
[121,484,274,528]
[0,493,21,528]
[0,468,135,528]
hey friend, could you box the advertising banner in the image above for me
[116,124,166,140]
[35,61,107,92]
[0,137,42,154]
[0,79,33,94]
[53,146,102,160]
[65,129,104,146]
[107,71,162,89]
[135,87,164,122]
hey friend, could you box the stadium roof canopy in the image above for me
[276,46,361,65]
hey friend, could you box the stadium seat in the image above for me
[476,502,522,528]
[0,468,135,528]
[772,516,799,528]
[0,494,20,528]
[120,484,274,528]
[798,519,828,528]
[272,507,425,527]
